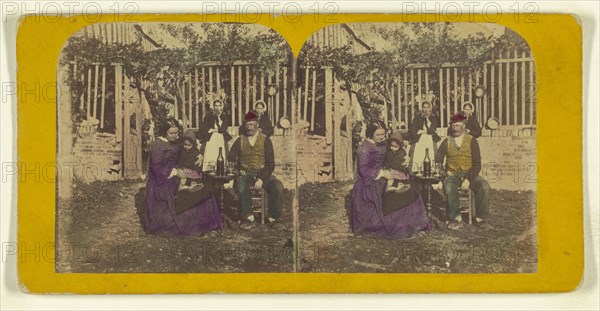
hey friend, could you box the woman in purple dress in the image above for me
[144,118,223,236]
[351,120,431,238]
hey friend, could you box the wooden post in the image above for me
[438,68,443,127]
[505,60,510,125]
[230,66,235,126]
[202,67,206,119]
[275,65,280,124]
[460,70,465,107]
[195,67,199,128]
[238,66,243,123]
[283,66,288,119]
[403,70,408,125]
[446,68,451,127]
[521,51,526,125]
[417,68,422,104]
[325,68,333,145]
[114,64,123,142]
[93,65,99,119]
[483,64,488,126]
[209,66,214,108]
[252,68,257,106]
[216,67,221,94]
[86,67,92,118]
[397,75,401,127]
[303,67,309,122]
[491,63,496,119]
[410,69,415,120]
[529,58,534,125]
[513,50,518,125]
[188,73,193,128]
[498,63,503,124]
[310,69,317,131]
[453,68,458,116]
[100,66,106,128]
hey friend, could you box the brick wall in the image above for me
[71,132,123,181]
[436,125,537,191]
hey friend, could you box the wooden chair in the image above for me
[459,189,475,224]
[251,188,267,225]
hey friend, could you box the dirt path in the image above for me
[57,180,295,273]
[299,181,538,273]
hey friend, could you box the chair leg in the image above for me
[261,189,266,225]
[468,189,474,225]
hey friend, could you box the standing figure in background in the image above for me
[200,99,232,170]
[238,100,274,137]
[409,101,441,173]
[446,101,482,139]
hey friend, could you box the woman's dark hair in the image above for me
[158,117,181,137]
[365,120,387,139]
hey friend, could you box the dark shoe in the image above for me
[447,220,464,230]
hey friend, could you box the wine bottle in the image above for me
[423,148,431,177]
[217,147,225,176]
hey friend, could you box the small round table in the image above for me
[410,173,443,223]
[204,172,237,227]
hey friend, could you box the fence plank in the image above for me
[87,67,92,118]
[513,50,518,125]
[397,75,401,127]
[438,68,443,126]
[410,69,415,120]
[521,52,526,125]
[114,65,122,142]
[403,70,408,125]
[283,67,288,119]
[391,78,396,128]
[245,66,250,118]
[93,65,99,119]
[453,68,458,116]
[417,68,422,104]
[460,70,465,108]
[195,67,199,127]
[491,64,496,119]
[100,66,106,128]
[188,73,192,128]
[498,63,503,124]
[202,67,206,119]
[303,67,309,122]
[529,60,534,125]
[505,61,510,126]
[267,73,273,123]
[325,69,333,144]
[483,64,488,125]
[445,68,450,127]
[229,66,234,126]
[216,67,221,95]
[474,70,479,123]
[208,67,214,108]
[311,69,317,131]
[238,66,243,124]
[252,69,257,106]
[275,65,280,124]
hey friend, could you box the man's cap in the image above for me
[450,113,467,124]
[244,111,258,122]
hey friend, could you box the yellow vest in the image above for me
[447,134,472,173]
[240,134,266,173]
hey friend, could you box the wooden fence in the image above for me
[296,49,537,135]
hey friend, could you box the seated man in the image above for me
[238,100,275,137]
[229,111,282,226]
[435,113,491,230]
